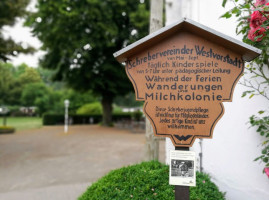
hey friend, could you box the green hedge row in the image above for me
[0,126,15,134]
[43,113,133,125]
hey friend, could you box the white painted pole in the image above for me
[64,99,69,133]
[145,0,163,161]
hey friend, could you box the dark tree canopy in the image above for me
[0,0,34,62]
[26,0,150,125]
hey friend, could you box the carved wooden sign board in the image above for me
[114,18,261,147]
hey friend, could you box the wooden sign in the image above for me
[114,18,261,147]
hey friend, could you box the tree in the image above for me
[18,67,42,84]
[10,64,42,105]
[0,62,15,104]
[26,0,150,126]
[21,82,51,115]
[0,0,34,62]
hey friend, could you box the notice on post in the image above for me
[124,32,244,146]
[169,150,196,187]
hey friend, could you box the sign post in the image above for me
[174,147,189,200]
[114,18,261,199]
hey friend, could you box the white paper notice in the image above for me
[169,150,196,187]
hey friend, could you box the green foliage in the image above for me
[17,67,42,85]
[42,113,132,125]
[250,115,269,168]
[21,82,51,114]
[36,67,64,90]
[112,105,124,114]
[61,90,97,114]
[0,62,15,104]
[0,126,15,134]
[0,61,98,116]
[77,102,103,115]
[79,161,225,200]
[114,92,143,108]
[132,110,143,121]
[42,113,65,125]
[0,62,45,105]
[76,102,126,115]
[0,0,34,62]
[26,0,150,125]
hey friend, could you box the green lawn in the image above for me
[0,117,42,131]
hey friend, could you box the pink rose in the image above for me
[255,0,266,7]
[250,11,266,28]
[248,26,266,41]
[265,167,269,178]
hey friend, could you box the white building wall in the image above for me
[165,1,269,200]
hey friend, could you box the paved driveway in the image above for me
[0,125,165,200]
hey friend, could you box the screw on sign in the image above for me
[114,18,261,199]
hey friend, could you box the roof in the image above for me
[114,18,261,62]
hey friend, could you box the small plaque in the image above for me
[169,150,196,186]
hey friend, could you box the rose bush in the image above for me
[222,0,269,176]
[265,167,269,178]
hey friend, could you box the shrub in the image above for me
[43,113,65,125]
[113,105,124,114]
[132,110,143,121]
[0,126,15,134]
[42,113,132,125]
[79,161,225,200]
[77,102,102,115]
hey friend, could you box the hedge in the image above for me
[79,161,226,200]
[43,113,132,125]
[0,126,15,134]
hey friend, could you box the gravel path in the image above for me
[0,125,165,200]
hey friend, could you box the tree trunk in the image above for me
[101,97,113,126]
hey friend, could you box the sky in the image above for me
[3,0,239,68]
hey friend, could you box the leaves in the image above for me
[26,0,150,96]
[0,0,35,62]
[222,0,228,8]
[249,114,269,167]
[220,11,232,19]
[79,161,226,200]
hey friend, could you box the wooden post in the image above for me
[145,0,163,161]
[175,147,189,200]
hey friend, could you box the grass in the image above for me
[0,117,42,131]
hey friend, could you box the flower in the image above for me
[250,11,266,28]
[202,180,206,184]
[265,167,269,178]
[248,26,266,41]
[255,0,266,7]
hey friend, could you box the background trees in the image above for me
[0,0,34,62]
[26,0,150,126]
[0,61,98,116]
